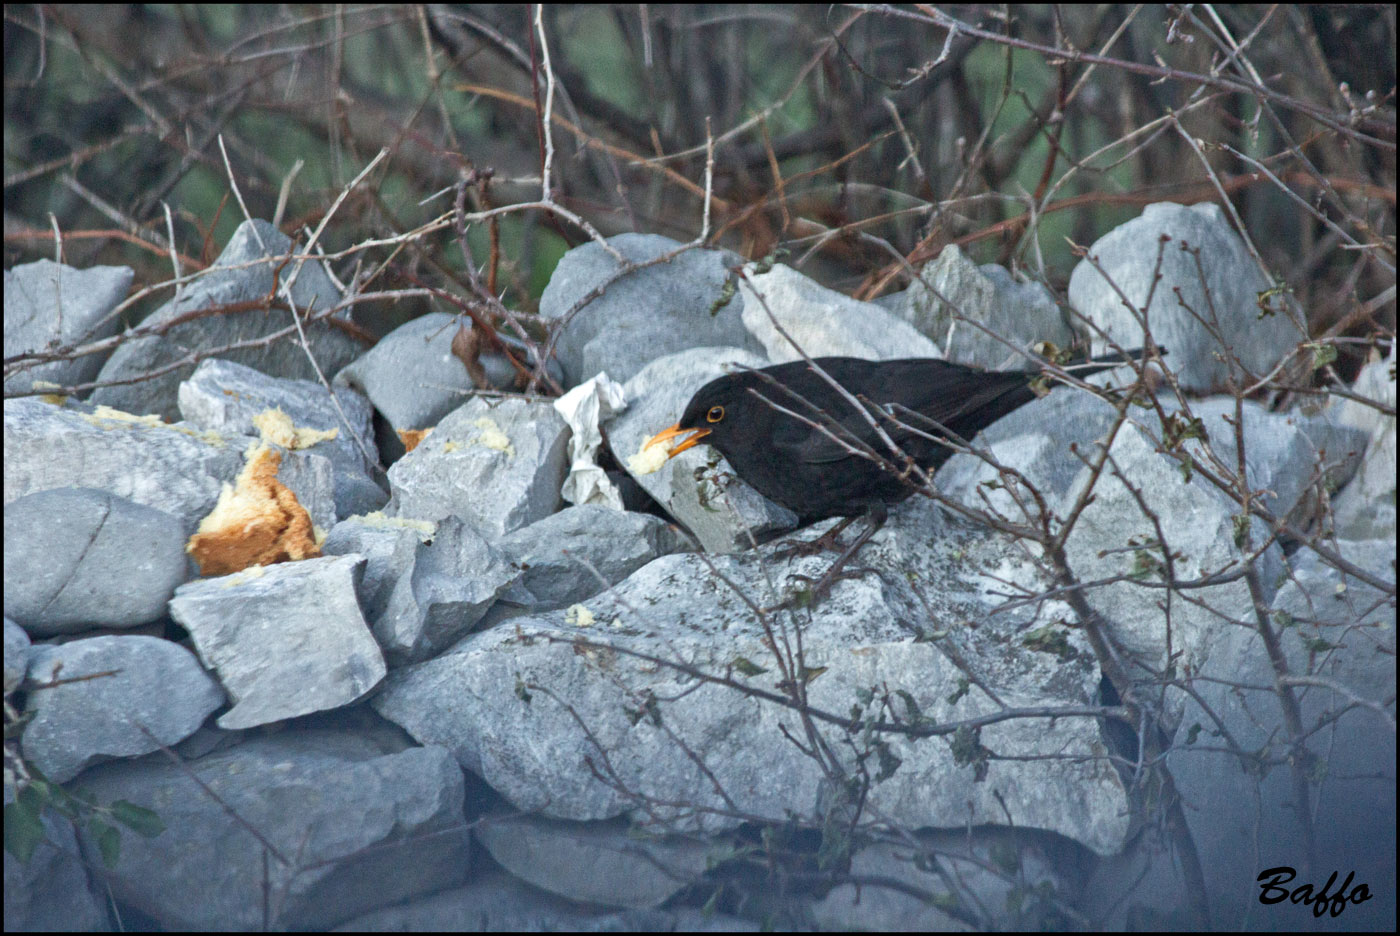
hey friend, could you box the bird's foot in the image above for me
[761,509,887,613]
[762,565,879,612]
[769,516,857,561]
[770,534,839,561]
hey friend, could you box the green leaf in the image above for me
[1308,341,1338,370]
[624,690,662,727]
[4,785,48,864]
[1256,285,1289,319]
[990,839,1020,873]
[873,740,902,782]
[731,656,768,677]
[90,817,122,868]
[1161,413,1207,454]
[1021,624,1079,662]
[45,779,86,821]
[895,689,922,721]
[1233,513,1251,550]
[946,676,970,706]
[816,819,851,870]
[110,800,165,838]
[3,707,36,740]
[949,725,991,781]
[1308,758,1330,783]
[750,247,790,275]
[1130,548,1162,580]
[708,277,738,316]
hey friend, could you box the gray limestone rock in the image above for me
[498,504,692,610]
[22,635,224,782]
[3,259,132,395]
[538,233,762,386]
[179,358,385,519]
[90,219,362,420]
[3,488,189,634]
[73,730,469,930]
[1068,202,1307,393]
[169,555,384,729]
[386,395,570,538]
[739,261,942,363]
[880,244,1077,368]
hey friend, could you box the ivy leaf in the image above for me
[3,785,48,863]
[89,817,122,868]
[110,800,165,838]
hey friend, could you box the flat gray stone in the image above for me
[1068,202,1308,393]
[4,488,190,634]
[4,259,132,395]
[179,357,384,519]
[498,504,692,610]
[169,555,384,729]
[324,515,519,664]
[22,635,224,782]
[90,219,363,420]
[73,730,469,930]
[1329,343,1396,541]
[1167,538,1396,930]
[386,395,570,538]
[375,499,1130,856]
[475,813,713,909]
[940,391,1369,535]
[3,617,29,695]
[813,828,1091,930]
[882,244,1078,368]
[2,810,109,931]
[4,397,244,536]
[739,261,942,362]
[1059,422,1285,681]
[336,866,751,932]
[333,312,560,433]
[538,233,762,386]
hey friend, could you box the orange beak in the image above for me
[643,422,711,459]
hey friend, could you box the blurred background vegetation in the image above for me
[4,5,1394,374]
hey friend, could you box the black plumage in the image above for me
[641,350,1156,603]
[645,352,1151,522]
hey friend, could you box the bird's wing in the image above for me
[898,370,1035,434]
[795,366,1035,464]
[791,414,874,465]
[753,358,1035,465]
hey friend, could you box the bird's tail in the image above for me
[1058,345,1166,377]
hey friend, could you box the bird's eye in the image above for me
[706,405,725,423]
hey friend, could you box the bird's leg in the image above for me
[767,506,887,611]
[770,515,859,560]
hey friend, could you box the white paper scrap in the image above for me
[552,374,628,509]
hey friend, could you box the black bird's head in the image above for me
[638,370,767,465]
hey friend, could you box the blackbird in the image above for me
[641,350,1156,600]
